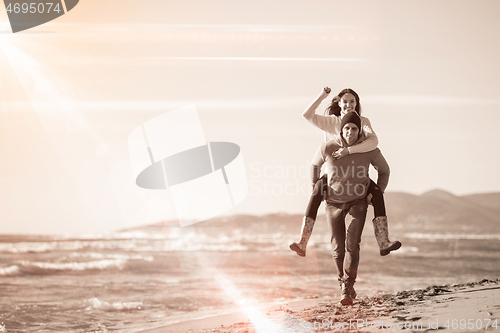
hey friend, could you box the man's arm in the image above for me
[371,150,390,193]
[347,117,379,154]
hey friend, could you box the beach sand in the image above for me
[141,279,500,332]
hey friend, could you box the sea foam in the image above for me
[20,259,127,272]
[405,233,500,240]
[0,265,20,276]
[84,297,143,311]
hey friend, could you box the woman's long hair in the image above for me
[324,88,362,116]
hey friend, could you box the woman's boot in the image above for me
[290,216,315,257]
[372,216,402,256]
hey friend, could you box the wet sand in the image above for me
[141,279,500,332]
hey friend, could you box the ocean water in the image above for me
[1,217,500,332]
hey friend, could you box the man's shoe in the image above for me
[340,282,355,306]
[350,287,357,300]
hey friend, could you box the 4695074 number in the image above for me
[6,2,61,14]
[444,319,498,330]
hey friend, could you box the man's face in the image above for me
[342,123,359,146]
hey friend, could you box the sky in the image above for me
[0,0,500,234]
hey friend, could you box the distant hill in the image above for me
[462,193,500,214]
[121,213,305,234]
[122,190,500,235]
[384,189,500,234]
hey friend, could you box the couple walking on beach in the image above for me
[290,87,402,306]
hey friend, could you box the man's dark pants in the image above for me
[326,198,368,285]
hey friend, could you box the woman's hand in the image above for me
[366,194,373,205]
[320,86,331,99]
[304,87,332,120]
[332,147,349,160]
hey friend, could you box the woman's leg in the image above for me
[305,174,327,220]
[367,179,386,217]
[367,180,402,256]
[289,175,327,257]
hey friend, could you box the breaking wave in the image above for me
[20,259,128,272]
[0,232,290,254]
[405,233,500,240]
[0,265,20,276]
[83,297,143,311]
[1,254,156,276]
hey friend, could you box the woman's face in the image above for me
[338,93,357,115]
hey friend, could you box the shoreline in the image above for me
[140,279,500,333]
[140,297,330,333]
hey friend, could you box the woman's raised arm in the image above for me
[302,87,336,131]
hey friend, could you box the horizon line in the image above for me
[149,57,365,62]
